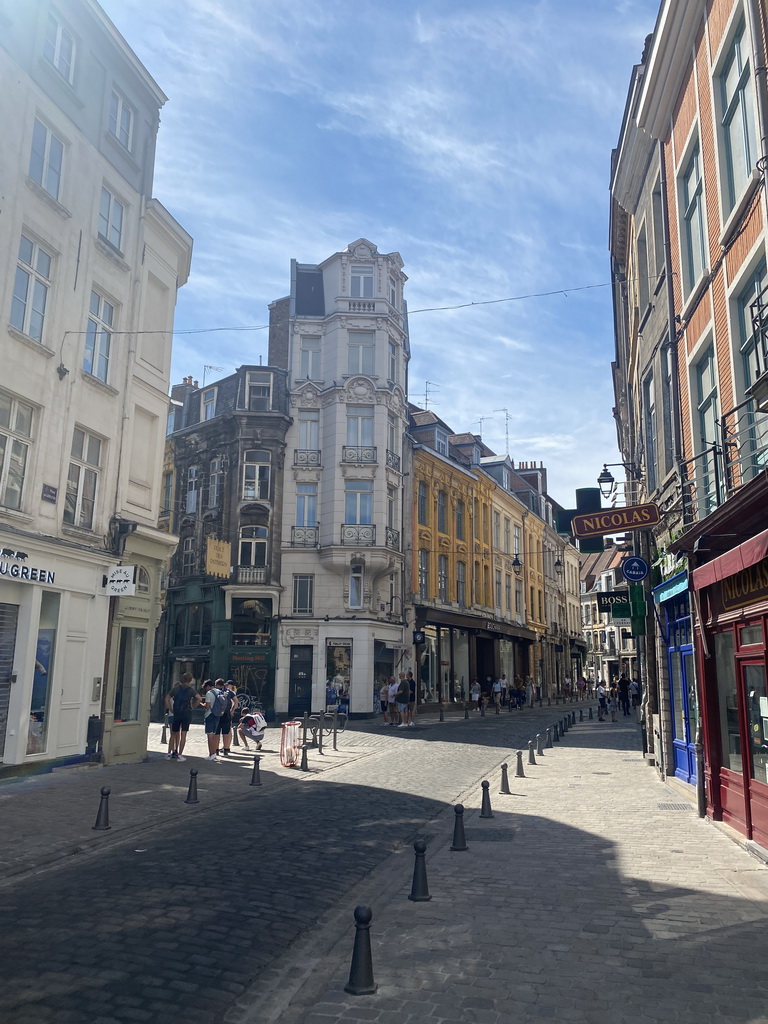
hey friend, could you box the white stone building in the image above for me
[0,0,191,768]
[268,239,409,716]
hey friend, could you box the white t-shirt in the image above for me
[388,681,399,704]
[470,683,481,698]
[597,684,607,700]
[492,680,502,693]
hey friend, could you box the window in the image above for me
[387,485,397,528]
[437,490,447,533]
[351,265,373,298]
[0,392,33,510]
[435,429,448,455]
[681,144,707,291]
[514,524,521,556]
[482,504,489,542]
[389,275,398,308]
[456,499,465,540]
[348,331,375,375]
[345,480,372,524]
[456,561,466,606]
[720,23,757,212]
[736,263,768,478]
[246,371,272,411]
[505,574,512,616]
[136,567,150,594]
[493,511,501,549]
[181,536,195,574]
[661,344,675,474]
[695,346,720,513]
[515,578,523,618]
[114,628,145,723]
[296,482,317,526]
[347,406,374,446]
[502,468,510,490]
[161,470,173,514]
[186,466,198,514]
[475,560,481,604]
[643,372,657,492]
[29,118,63,201]
[438,554,448,601]
[417,480,428,525]
[387,413,398,457]
[388,341,397,382]
[349,563,364,608]
[503,517,510,554]
[293,574,314,615]
[202,389,216,421]
[300,335,321,379]
[99,187,124,250]
[83,290,114,382]
[63,427,100,529]
[240,526,267,567]
[652,183,665,277]
[298,409,319,449]
[418,549,429,600]
[208,457,223,508]
[243,450,270,500]
[637,224,649,312]
[109,90,133,150]
[495,569,502,610]
[44,11,75,82]
[11,234,52,343]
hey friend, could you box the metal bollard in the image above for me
[515,750,526,778]
[344,906,377,995]
[161,715,168,746]
[232,719,240,746]
[318,718,324,756]
[464,703,470,720]
[333,710,339,751]
[546,726,553,748]
[450,803,468,851]
[480,702,485,717]
[439,705,445,722]
[250,755,262,787]
[579,708,584,722]
[547,697,551,706]
[589,705,594,720]
[528,740,536,766]
[499,762,511,794]
[553,722,560,742]
[555,696,560,705]
[562,717,568,734]
[480,779,494,818]
[185,769,199,805]
[92,786,111,830]
[536,732,544,757]
[408,839,432,902]
[300,743,309,772]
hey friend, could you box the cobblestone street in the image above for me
[2,707,767,1024]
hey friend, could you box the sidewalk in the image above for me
[237,713,768,1024]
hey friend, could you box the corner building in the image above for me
[268,239,409,717]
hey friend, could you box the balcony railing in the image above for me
[292,526,318,547]
[294,449,321,467]
[385,526,400,550]
[386,448,401,471]
[341,524,376,545]
[236,566,267,584]
[342,445,377,464]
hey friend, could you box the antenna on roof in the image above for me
[494,407,510,454]
[202,365,224,387]
[472,416,493,437]
[424,380,440,410]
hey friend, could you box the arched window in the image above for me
[136,566,150,594]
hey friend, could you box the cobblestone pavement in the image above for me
[2,704,767,1024]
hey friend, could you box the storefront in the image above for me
[693,531,768,851]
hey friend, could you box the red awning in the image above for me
[692,527,768,591]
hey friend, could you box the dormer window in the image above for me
[247,371,272,411]
[351,266,373,298]
[435,429,448,455]
[502,468,510,490]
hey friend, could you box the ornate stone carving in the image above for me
[282,625,319,644]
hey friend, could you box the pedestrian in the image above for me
[387,676,400,726]
[618,673,631,716]
[379,679,390,726]
[492,676,502,709]
[407,670,416,726]
[564,675,572,701]
[164,672,201,761]
[577,675,587,701]
[525,676,534,708]
[500,673,508,706]
[395,673,410,728]
[470,679,481,710]
[630,676,641,707]
[239,707,267,750]
[608,681,619,722]
[203,678,227,759]
[216,680,239,755]
[596,680,607,721]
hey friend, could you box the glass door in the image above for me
[669,646,698,784]
[742,662,768,786]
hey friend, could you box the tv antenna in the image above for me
[202,364,224,386]
[494,407,511,454]
[424,380,440,410]
[472,416,493,437]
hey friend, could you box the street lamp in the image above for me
[597,462,642,500]
[554,557,563,575]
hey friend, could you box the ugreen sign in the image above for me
[571,503,660,539]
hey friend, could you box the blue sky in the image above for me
[101,0,660,506]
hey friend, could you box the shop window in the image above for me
[715,631,740,772]
[114,627,146,722]
[740,623,763,646]
[27,591,59,755]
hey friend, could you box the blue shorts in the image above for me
[204,714,221,734]
[396,701,408,712]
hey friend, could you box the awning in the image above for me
[692,527,768,591]
[652,570,688,604]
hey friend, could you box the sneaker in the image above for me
[409,722,415,727]
[397,723,406,728]
[165,753,173,760]
[221,750,230,756]
[176,755,186,762]
[206,754,217,760]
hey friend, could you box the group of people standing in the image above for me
[596,673,640,722]
[379,672,417,727]
[163,675,266,760]
[469,675,534,710]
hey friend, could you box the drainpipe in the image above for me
[658,139,683,471]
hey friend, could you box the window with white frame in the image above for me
[501,468,510,490]
[296,482,317,526]
[418,549,429,600]
[98,187,124,250]
[387,413,398,457]
[299,335,321,379]
[43,11,75,82]
[495,569,502,610]
[417,480,428,525]
[388,275,398,308]
[240,525,267,567]
[0,392,33,511]
[387,485,397,528]
[514,524,521,557]
[637,224,650,312]
[493,511,501,549]
[202,388,216,421]
[63,427,100,529]
[437,490,447,533]
[736,262,768,477]
[695,346,720,514]
[515,578,523,618]
[298,409,319,449]
[661,343,675,474]
[83,290,114,382]
[720,22,758,213]
[680,143,707,293]
[186,465,198,513]
[456,560,466,606]
[643,372,657,492]
[29,118,63,201]
[136,567,150,594]
[435,429,448,455]
[505,573,512,616]
[161,470,173,513]
[503,517,510,554]
[11,234,52,343]
[351,265,373,298]
[109,90,133,150]
[293,574,314,614]
[246,371,272,411]
[208,457,223,508]
[243,449,270,500]
[349,562,364,607]
[388,341,397,382]
[181,536,195,574]
[344,479,372,524]
[346,406,374,446]
[348,331,375,375]
[438,554,448,602]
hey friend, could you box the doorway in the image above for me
[288,645,313,717]
[0,603,19,761]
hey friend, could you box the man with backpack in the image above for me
[215,680,239,756]
[203,678,229,759]
[164,672,201,761]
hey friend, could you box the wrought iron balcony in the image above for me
[291,526,318,547]
[342,445,377,464]
[341,524,376,546]
[385,527,400,550]
[386,448,401,471]
[236,566,267,584]
[294,449,321,467]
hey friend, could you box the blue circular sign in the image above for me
[621,556,649,583]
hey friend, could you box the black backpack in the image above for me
[172,685,193,715]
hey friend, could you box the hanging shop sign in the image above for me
[206,537,231,579]
[597,590,630,614]
[106,565,136,596]
[571,503,660,539]
[0,548,56,585]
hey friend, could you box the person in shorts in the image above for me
[164,672,200,761]
[379,679,390,725]
[203,679,223,759]
[395,673,410,728]
[387,676,400,726]
[216,680,239,755]
[407,670,416,726]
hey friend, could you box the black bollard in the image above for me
[250,755,262,787]
[562,717,568,734]
[408,839,432,902]
[185,769,199,805]
[318,719,324,756]
[579,708,584,722]
[508,698,513,713]
[344,906,377,995]
[571,711,576,726]
[536,732,544,757]
[480,702,485,717]
[300,743,309,772]
[515,750,526,778]
[160,715,168,746]
[528,740,536,766]
[439,705,445,722]
[480,779,494,818]
[232,720,240,746]
[92,786,111,830]
[450,803,468,851]
[555,696,560,705]
[499,762,511,794]
[546,726,553,748]
[589,705,594,720]
[553,722,560,742]
[464,703,469,720]
[547,697,551,706]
